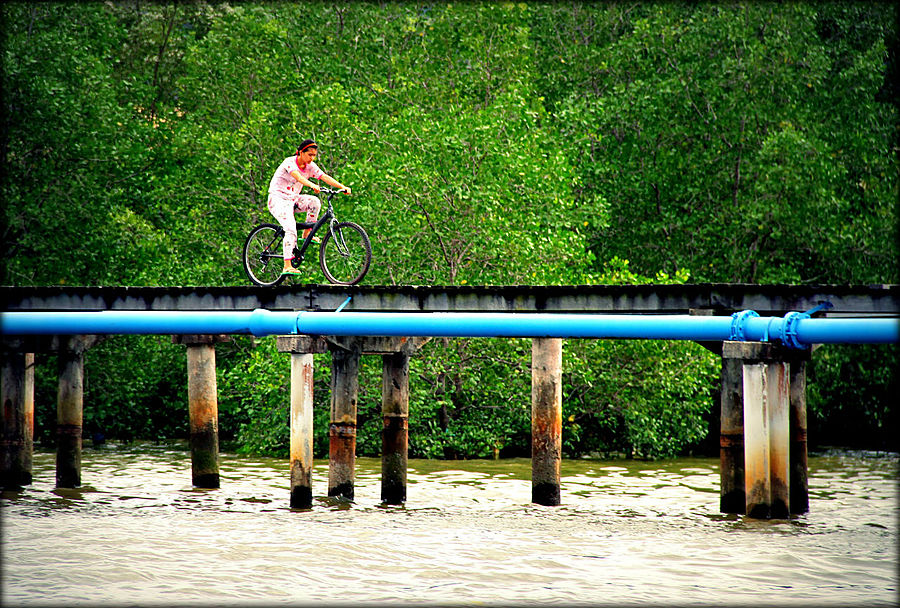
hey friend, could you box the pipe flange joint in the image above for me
[782,311,809,350]
[729,310,759,341]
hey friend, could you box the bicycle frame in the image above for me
[289,188,343,265]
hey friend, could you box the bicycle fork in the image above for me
[328,219,352,257]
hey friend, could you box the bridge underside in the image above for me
[2,283,897,316]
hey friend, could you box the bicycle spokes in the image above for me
[243,224,288,287]
[319,221,371,285]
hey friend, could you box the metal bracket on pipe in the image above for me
[803,301,834,317]
[335,297,352,313]
[729,310,759,341]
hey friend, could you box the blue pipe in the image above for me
[294,312,899,345]
[1,309,897,347]
[294,312,734,340]
[0,310,300,337]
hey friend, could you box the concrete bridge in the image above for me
[2,283,897,315]
[2,284,897,518]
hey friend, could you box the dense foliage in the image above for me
[4,2,897,458]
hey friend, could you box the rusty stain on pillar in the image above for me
[56,338,85,488]
[532,337,562,506]
[742,353,791,519]
[742,362,771,519]
[175,335,226,489]
[277,335,327,509]
[789,357,810,514]
[719,345,745,514]
[766,361,791,519]
[1,349,31,489]
[24,353,34,481]
[290,353,315,509]
[329,344,360,500]
[382,352,409,505]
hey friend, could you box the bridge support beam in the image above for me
[278,335,429,507]
[4,337,102,490]
[174,335,228,489]
[719,354,745,513]
[24,353,35,483]
[56,337,89,488]
[1,347,31,489]
[789,358,809,514]
[372,338,430,505]
[381,352,410,505]
[325,336,431,505]
[532,337,563,506]
[290,349,317,509]
[327,342,360,501]
[743,356,790,519]
[277,336,328,509]
[721,342,810,518]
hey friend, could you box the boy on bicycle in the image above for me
[267,139,351,276]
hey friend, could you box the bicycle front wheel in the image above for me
[319,221,372,285]
[243,223,287,287]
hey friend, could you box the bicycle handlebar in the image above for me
[317,186,350,196]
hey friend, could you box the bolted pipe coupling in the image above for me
[780,311,809,350]
[729,310,759,342]
[779,301,835,349]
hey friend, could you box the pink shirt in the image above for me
[268,156,324,196]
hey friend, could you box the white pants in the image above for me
[267,193,321,260]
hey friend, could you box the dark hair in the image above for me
[296,139,317,154]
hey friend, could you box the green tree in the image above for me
[533,2,897,284]
[4,2,894,458]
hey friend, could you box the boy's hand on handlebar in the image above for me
[340,186,352,195]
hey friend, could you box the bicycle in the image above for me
[242,187,372,287]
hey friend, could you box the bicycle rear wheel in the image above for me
[243,223,287,287]
[319,221,372,285]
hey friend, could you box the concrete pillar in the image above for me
[1,348,31,489]
[381,352,409,505]
[531,337,563,506]
[290,352,315,508]
[174,335,229,489]
[24,354,34,479]
[742,360,790,519]
[324,336,429,505]
[56,337,86,488]
[719,355,745,513]
[328,344,360,500]
[723,341,802,519]
[789,357,810,514]
[277,335,328,509]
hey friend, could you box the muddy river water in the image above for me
[2,444,896,606]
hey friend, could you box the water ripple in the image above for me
[2,445,896,606]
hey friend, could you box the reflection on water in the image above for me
[2,443,897,606]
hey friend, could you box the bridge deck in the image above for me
[2,284,897,316]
